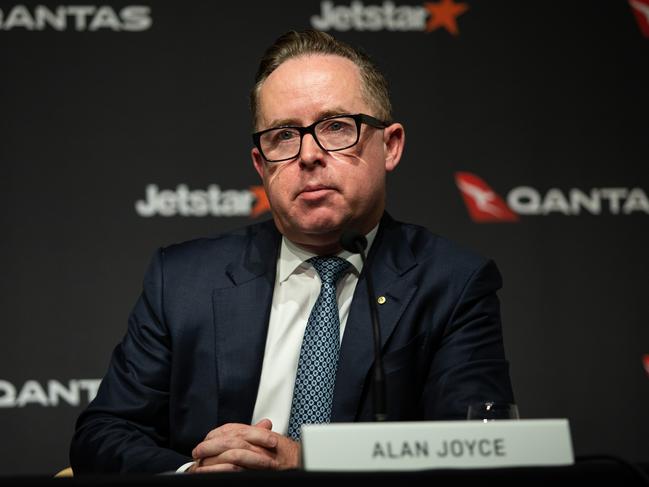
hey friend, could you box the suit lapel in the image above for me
[212,222,281,425]
[332,215,418,421]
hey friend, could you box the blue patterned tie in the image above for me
[287,256,351,441]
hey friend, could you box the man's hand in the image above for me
[188,419,301,473]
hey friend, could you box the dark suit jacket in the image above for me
[70,213,514,473]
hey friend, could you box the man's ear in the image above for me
[252,147,265,179]
[383,122,405,172]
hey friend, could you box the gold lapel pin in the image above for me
[377,296,386,305]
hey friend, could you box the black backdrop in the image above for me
[1,0,648,476]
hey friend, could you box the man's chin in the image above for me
[300,224,344,241]
[284,217,348,247]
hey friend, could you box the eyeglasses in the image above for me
[252,113,389,163]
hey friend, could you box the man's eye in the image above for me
[278,130,295,140]
[322,120,352,132]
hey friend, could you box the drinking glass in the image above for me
[467,401,520,421]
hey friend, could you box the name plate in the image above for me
[301,419,574,471]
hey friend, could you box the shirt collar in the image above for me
[278,224,379,283]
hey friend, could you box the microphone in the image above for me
[340,229,388,422]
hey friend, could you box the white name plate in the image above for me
[301,419,574,471]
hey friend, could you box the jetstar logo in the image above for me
[135,184,270,218]
[0,4,151,31]
[455,172,649,223]
[629,0,649,38]
[311,0,469,35]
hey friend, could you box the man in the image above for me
[70,30,514,474]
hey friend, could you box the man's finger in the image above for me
[192,440,269,460]
[193,431,277,459]
[215,448,278,470]
[194,463,243,473]
[254,418,273,430]
[242,424,277,448]
[204,422,249,441]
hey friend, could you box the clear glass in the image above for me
[259,116,358,161]
[467,402,520,422]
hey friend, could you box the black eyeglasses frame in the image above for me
[252,113,390,163]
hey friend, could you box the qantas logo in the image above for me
[455,172,519,223]
[0,5,151,31]
[0,379,101,408]
[643,354,649,377]
[629,0,649,38]
[455,172,649,222]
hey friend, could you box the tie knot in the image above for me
[308,256,350,285]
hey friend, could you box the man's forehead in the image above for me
[267,53,361,82]
[257,54,367,127]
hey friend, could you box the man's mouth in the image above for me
[297,184,336,201]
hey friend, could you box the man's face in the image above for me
[251,54,404,252]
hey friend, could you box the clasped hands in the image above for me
[188,418,301,473]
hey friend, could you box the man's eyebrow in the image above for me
[316,108,351,120]
[266,108,352,129]
[267,117,301,128]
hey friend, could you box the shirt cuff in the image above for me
[176,461,196,473]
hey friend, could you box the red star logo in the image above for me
[425,0,470,36]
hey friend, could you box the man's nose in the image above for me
[299,133,327,167]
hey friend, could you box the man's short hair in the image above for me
[250,29,392,130]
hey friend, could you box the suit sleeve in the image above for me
[424,259,515,420]
[70,249,192,473]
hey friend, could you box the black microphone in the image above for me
[340,229,388,422]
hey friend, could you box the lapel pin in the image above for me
[377,296,386,305]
